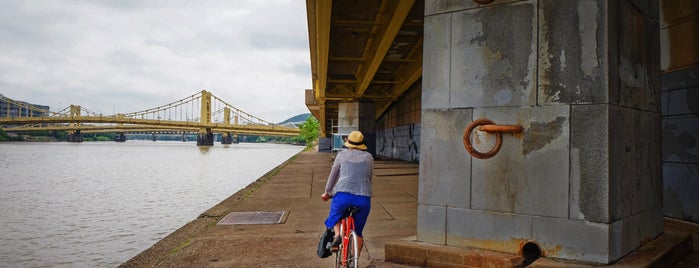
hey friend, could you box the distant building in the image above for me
[0,94,50,117]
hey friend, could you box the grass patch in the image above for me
[170,238,192,254]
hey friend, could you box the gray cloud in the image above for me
[0,0,311,122]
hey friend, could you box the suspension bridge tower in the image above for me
[220,107,240,144]
[196,90,214,146]
[67,105,83,142]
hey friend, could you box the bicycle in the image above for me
[334,206,360,268]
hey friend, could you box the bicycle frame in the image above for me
[341,215,355,265]
[335,208,359,268]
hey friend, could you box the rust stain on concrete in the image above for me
[523,116,566,156]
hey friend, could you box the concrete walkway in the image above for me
[121,150,698,268]
[121,150,418,268]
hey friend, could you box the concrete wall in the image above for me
[376,123,420,162]
[376,80,421,162]
[419,0,661,264]
[659,0,699,223]
[662,67,699,222]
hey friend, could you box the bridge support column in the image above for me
[197,128,214,146]
[221,132,232,144]
[115,132,126,142]
[67,130,83,143]
[407,1,662,265]
[337,101,376,157]
[221,132,239,144]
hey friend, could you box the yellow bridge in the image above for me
[0,90,300,145]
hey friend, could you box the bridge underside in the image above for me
[305,0,424,137]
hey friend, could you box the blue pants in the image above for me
[324,192,371,237]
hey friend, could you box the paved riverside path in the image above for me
[120,150,418,268]
[120,149,699,267]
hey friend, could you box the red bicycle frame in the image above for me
[339,213,355,265]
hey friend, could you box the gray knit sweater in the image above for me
[325,149,374,197]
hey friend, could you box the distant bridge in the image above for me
[0,90,300,145]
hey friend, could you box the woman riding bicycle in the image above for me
[321,130,373,254]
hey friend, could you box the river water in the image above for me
[0,141,303,268]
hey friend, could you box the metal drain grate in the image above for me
[217,211,287,225]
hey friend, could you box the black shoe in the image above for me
[318,229,334,258]
[330,236,341,252]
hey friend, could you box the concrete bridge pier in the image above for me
[197,128,214,146]
[67,130,82,143]
[221,132,238,144]
[337,101,376,157]
[221,132,232,144]
[406,0,662,265]
[115,132,126,142]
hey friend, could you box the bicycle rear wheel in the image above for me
[346,231,359,268]
[334,236,342,268]
[334,246,341,268]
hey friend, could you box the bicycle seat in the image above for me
[343,206,360,217]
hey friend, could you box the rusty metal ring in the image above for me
[463,118,503,159]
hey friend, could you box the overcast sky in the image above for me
[0,0,312,123]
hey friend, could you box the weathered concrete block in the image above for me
[570,104,610,222]
[532,216,612,263]
[609,106,662,219]
[386,239,525,268]
[615,0,660,112]
[470,106,570,218]
[446,208,533,254]
[443,206,663,265]
[538,0,609,105]
[450,2,537,108]
[571,104,662,223]
[417,204,446,244]
[419,109,472,207]
[423,13,451,109]
[610,206,663,260]
[337,102,375,133]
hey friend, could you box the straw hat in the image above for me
[344,131,367,150]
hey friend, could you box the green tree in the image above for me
[298,116,319,148]
[53,130,67,141]
[0,128,8,141]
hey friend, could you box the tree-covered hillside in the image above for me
[278,113,310,125]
